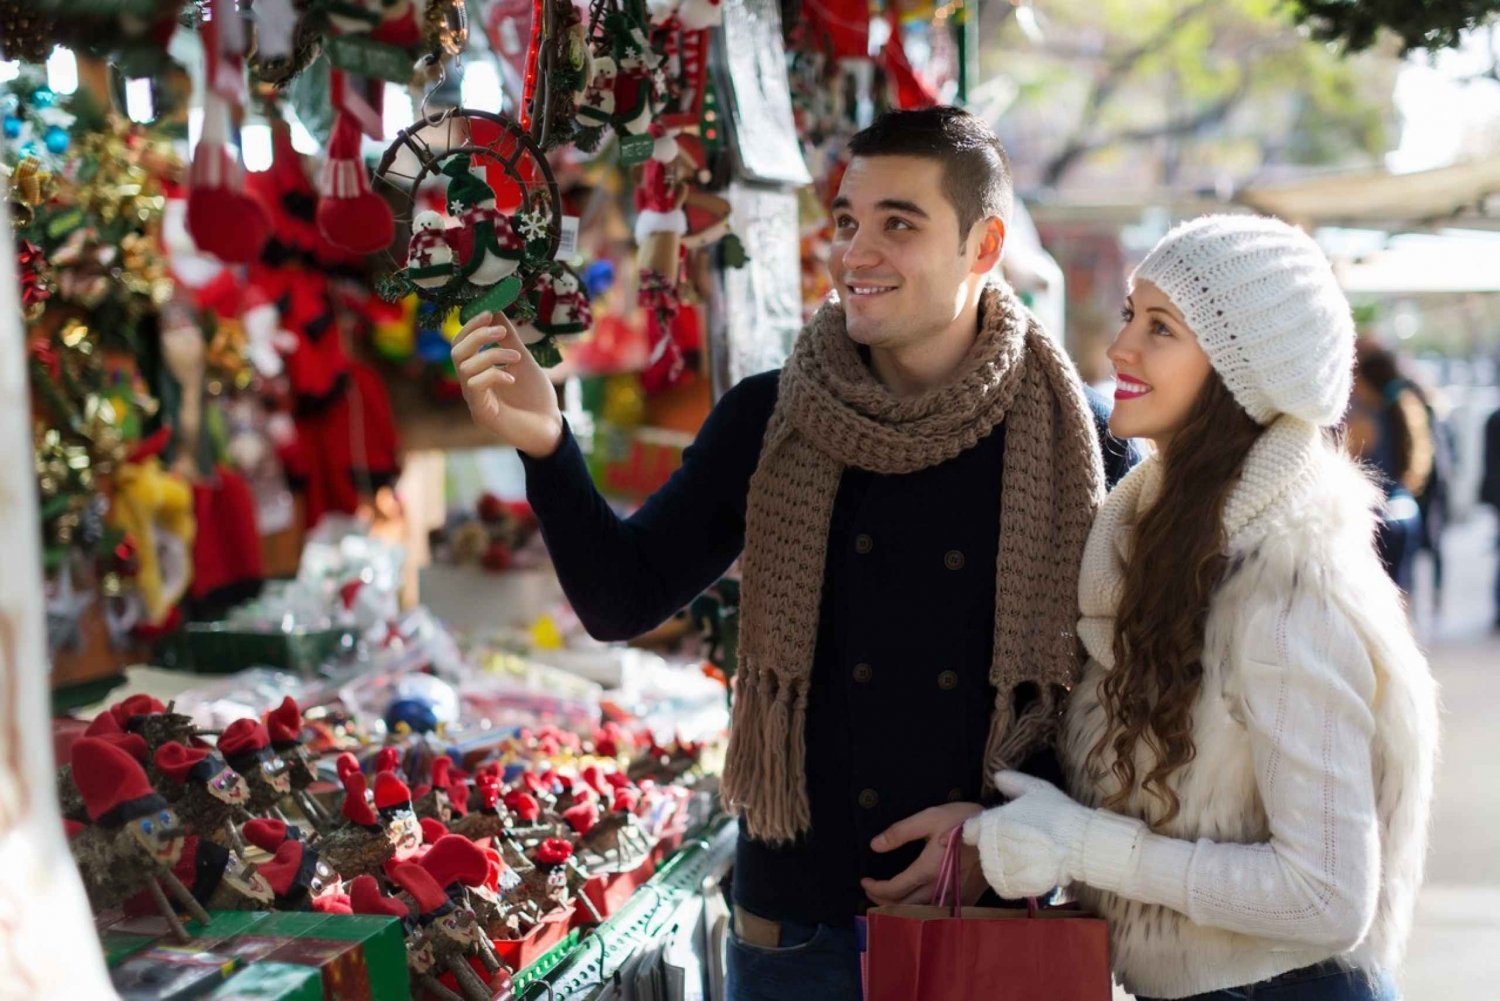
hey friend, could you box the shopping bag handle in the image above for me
[932,826,1039,918]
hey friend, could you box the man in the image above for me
[1483,404,1500,630]
[451,106,1136,999]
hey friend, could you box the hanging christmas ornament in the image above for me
[423,0,469,57]
[188,0,272,264]
[317,110,396,254]
[372,107,572,352]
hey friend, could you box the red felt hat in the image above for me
[374,770,412,811]
[154,742,212,784]
[391,861,450,916]
[243,818,290,855]
[265,696,303,748]
[342,771,378,827]
[335,752,362,783]
[258,840,305,897]
[446,774,470,818]
[375,747,401,774]
[563,801,598,836]
[111,694,166,727]
[420,817,448,845]
[349,873,409,918]
[420,835,489,890]
[535,838,573,867]
[504,790,541,823]
[612,788,640,813]
[72,737,161,823]
[83,711,150,760]
[431,757,451,789]
[483,850,505,893]
[64,819,86,839]
[218,718,271,758]
[312,891,353,915]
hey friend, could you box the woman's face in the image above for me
[1106,280,1214,450]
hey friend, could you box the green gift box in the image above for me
[249,913,409,1001]
[206,963,323,1001]
[100,929,157,967]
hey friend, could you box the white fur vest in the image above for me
[1061,416,1439,999]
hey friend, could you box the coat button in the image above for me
[944,550,965,570]
[947,787,965,803]
[937,670,958,690]
[852,662,873,683]
[858,788,879,809]
[855,533,874,555]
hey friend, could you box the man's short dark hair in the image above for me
[845,106,1014,246]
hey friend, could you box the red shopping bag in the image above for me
[865,829,1112,1001]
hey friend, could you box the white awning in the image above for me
[1237,158,1500,230]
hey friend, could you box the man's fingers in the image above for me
[465,367,516,393]
[457,347,523,380]
[861,859,932,904]
[871,807,939,853]
[451,314,499,365]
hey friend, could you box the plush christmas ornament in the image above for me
[407,210,456,289]
[576,54,619,130]
[318,110,395,255]
[639,269,687,393]
[677,0,723,29]
[611,33,658,135]
[218,719,293,815]
[154,741,253,856]
[533,267,593,337]
[442,155,523,286]
[189,0,272,263]
[69,738,211,941]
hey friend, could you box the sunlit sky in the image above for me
[1387,28,1500,173]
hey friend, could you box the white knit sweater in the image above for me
[1057,416,1439,999]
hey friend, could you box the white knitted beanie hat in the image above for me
[1130,214,1355,427]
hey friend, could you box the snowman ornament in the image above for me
[534,270,593,338]
[442,154,524,287]
[406,211,455,289]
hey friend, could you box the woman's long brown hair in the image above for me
[1086,370,1264,829]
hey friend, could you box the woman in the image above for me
[963,216,1438,1000]
[1345,338,1434,593]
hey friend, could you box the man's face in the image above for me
[828,156,989,350]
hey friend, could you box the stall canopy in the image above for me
[1236,156,1500,231]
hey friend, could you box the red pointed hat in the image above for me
[374,770,412,811]
[446,773,470,817]
[342,771,378,827]
[110,694,166,727]
[72,737,166,824]
[375,747,401,774]
[420,835,489,890]
[563,801,598,836]
[219,718,272,765]
[349,873,409,918]
[335,752,362,783]
[391,861,450,916]
[258,839,306,897]
[154,741,214,784]
[85,714,150,762]
[243,818,291,855]
[419,817,448,845]
[431,757,452,789]
[535,838,573,866]
[504,790,541,822]
[265,696,304,749]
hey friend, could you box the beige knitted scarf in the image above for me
[722,284,1106,844]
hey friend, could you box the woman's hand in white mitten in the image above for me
[963,771,1149,900]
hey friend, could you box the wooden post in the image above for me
[0,169,118,994]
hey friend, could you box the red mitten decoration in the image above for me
[317,112,394,254]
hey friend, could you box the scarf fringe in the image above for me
[720,668,811,845]
[981,689,1060,790]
